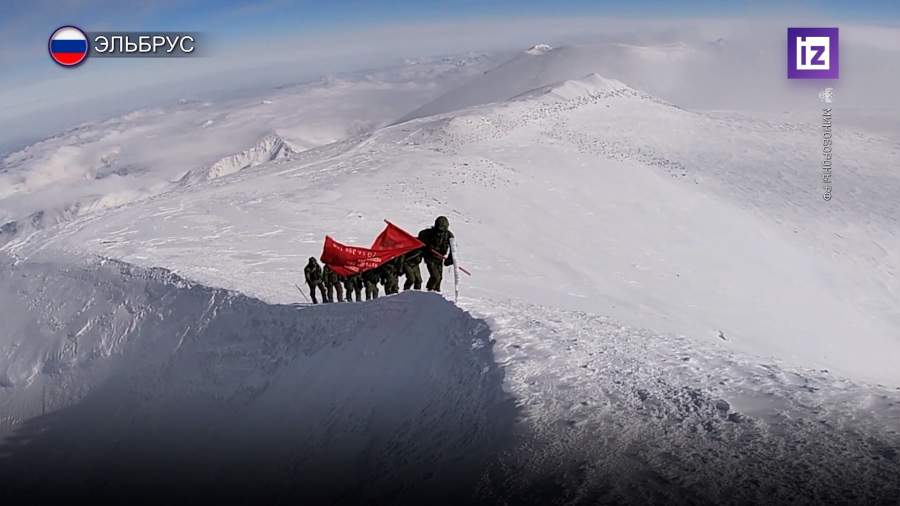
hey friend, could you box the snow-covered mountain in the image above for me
[401,37,900,123]
[10,70,895,383]
[178,132,297,184]
[397,44,692,121]
[0,54,498,236]
[2,45,900,503]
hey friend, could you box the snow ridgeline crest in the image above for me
[399,42,685,124]
[512,72,678,108]
[402,73,679,155]
[178,132,297,185]
[525,43,553,55]
[0,254,514,503]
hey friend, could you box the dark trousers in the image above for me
[403,263,422,290]
[326,283,344,302]
[307,282,327,304]
[365,282,379,300]
[343,282,355,301]
[384,275,399,295]
[425,260,443,292]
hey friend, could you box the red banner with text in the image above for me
[320,221,424,276]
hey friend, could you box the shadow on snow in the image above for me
[0,257,517,505]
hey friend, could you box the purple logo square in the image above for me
[788,27,839,79]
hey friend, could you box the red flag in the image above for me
[371,220,422,250]
[320,221,424,277]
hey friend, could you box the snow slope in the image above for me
[471,296,900,505]
[10,72,898,384]
[0,254,513,504]
[2,255,898,504]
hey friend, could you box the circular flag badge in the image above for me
[49,26,89,67]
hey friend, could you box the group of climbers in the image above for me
[303,216,455,304]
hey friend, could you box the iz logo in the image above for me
[797,36,829,69]
[787,28,839,79]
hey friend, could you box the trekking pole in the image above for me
[294,283,311,303]
[449,238,460,302]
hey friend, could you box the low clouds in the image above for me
[0,55,498,225]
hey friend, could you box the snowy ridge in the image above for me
[398,44,685,122]
[202,132,295,179]
[510,73,671,105]
[178,132,296,184]
[514,73,631,101]
[525,43,553,55]
[396,73,677,156]
[0,254,513,503]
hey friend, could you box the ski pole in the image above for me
[294,283,311,303]
[449,238,460,302]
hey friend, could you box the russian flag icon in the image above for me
[49,26,88,67]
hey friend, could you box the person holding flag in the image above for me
[316,218,463,300]
[417,216,454,292]
[402,250,423,291]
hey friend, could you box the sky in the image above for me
[4,0,900,87]
[1,0,899,152]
